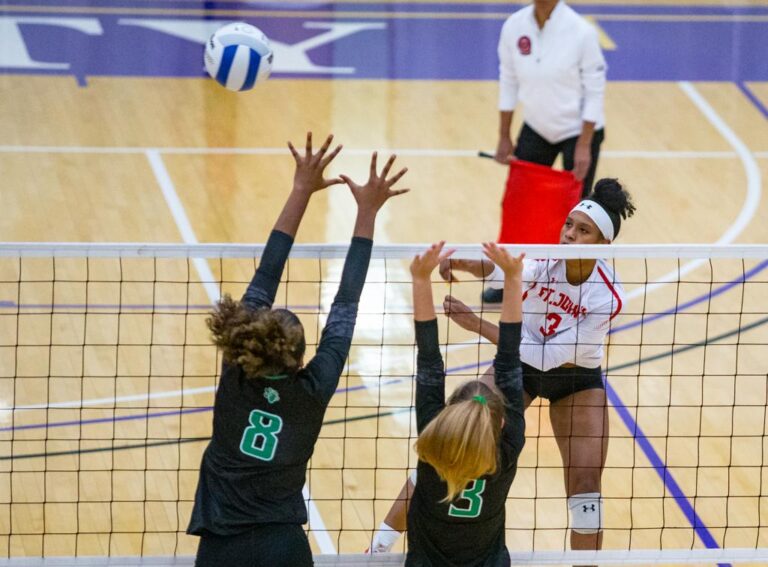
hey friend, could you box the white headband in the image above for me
[571,200,615,241]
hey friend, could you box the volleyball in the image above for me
[204,22,273,91]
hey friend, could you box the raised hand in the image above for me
[443,295,482,334]
[482,242,525,278]
[410,241,455,281]
[288,132,343,195]
[340,153,409,216]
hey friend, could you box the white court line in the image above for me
[144,150,336,554]
[11,386,215,410]
[623,82,763,301]
[145,150,221,302]
[0,144,748,159]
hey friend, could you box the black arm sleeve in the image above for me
[241,230,294,310]
[303,237,373,406]
[494,322,525,461]
[415,319,446,434]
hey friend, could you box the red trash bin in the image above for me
[498,160,582,244]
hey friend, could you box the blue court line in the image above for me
[606,382,721,550]
[738,82,768,121]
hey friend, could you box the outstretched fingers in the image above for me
[481,242,503,266]
[369,151,379,180]
[387,187,410,199]
[287,141,300,163]
[379,154,397,180]
[386,166,408,187]
[482,242,525,272]
[427,240,445,257]
[315,134,334,162]
[439,247,456,264]
[320,143,343,168]
[482,241,504,261]
[429,242,455,268]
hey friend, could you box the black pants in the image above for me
[522,363,604,403]
[515,123,605,197]
[195,523,313,567]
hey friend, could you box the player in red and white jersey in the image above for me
[489,252,624,372]
[369,178,635,559]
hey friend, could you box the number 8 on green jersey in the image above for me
[240,409,283,461]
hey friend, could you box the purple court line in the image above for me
[1,406,212,432]
[738,82,768,120]
[605,381,724,558]
[1,364,483,433]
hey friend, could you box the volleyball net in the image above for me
[1,242,767,565]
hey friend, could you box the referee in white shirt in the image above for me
[495,0,606,196]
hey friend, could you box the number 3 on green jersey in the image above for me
[448,479,486,518]
[240,409,283,461]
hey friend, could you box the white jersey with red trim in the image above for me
[490,259,624,371]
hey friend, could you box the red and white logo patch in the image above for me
[518,36,532,55]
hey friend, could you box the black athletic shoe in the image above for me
[482,287,503,304]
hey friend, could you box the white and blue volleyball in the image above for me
[204,22,273,91]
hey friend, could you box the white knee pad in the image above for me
[568,492,603,534]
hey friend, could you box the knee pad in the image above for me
[568,492,602,534]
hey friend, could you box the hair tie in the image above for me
[472,395,487,406]
[264,374,288,381]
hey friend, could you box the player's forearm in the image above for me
[353,209,377,240]
[499,110,514,139]
[478,319,500,344]
[272,189,312,238]
[413,278,436,321]
[242,229,294,308]
[577,121,596,146]
[334,237,373,304]
[499,274,523,324]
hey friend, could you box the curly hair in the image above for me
[206,295,306,379]
[589,178,636,238]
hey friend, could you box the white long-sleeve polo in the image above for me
[498,1,606,144]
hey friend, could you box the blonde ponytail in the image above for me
[414,381,505,502]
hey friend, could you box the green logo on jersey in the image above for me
[263,387,280,405]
